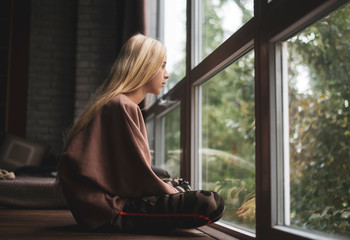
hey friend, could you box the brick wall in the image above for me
[74,0,118,117]
[26,0,119,156]
[26,0,77,155]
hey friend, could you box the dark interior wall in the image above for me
[74,0,118,117]
[26,0,119,156]
[26,0,77,155]
[2,0,31,141]
[2,0,143,158]
[0,0,13,142]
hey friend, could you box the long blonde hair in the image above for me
[64,34,166,149]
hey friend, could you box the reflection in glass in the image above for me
[199,0,253,62]
[284,3,350,237]
[199,51,255,231]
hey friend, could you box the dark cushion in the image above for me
[0,134,47,171]
[0,176,67,209]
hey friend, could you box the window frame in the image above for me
[264,0,350,239]
[144,0,350,239]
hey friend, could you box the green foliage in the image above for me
[160,1,350,237]
[214,178,255,228]
[201,0,226,59]
[199,0,256,230]
[200,49,255,229]
[201,52,255,161]
[201,148,254,182]
[197,0,350,236]
[288,3,350,236]
[164,107,181,177]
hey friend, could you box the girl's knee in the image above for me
[195,191,225,222]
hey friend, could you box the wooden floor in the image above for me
[0,209,237,240]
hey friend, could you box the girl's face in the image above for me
[144,58,169,95]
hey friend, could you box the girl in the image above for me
[58,34,225,232]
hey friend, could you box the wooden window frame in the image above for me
[144,0,349,239]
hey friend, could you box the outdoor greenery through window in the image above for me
[198,0,253,63]
[281,2,350,237]
[198,50,255,231]
[146,119,155,165]
[160,0,186,93]
[158,106,181,177]
[146,0,350,238]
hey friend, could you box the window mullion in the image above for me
[191,0,201,68]
[281,41,290,226]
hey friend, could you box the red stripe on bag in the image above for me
[119,212,212,224]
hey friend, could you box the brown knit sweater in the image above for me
[59,94,177,229]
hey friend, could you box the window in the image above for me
[147,106,181,177]
[196,50,255,231]
[197,0,254,64]
[145,0,350,239]
[272,3,350,238]
[146,119,155,165]
[158,0,187,93]
[158,106,181,177]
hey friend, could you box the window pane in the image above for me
[146,118,155,165]
[199,0,253,63]
[161,0,186,93]
[159,107,181,177]
[198,51,255,231]
[283,3,350,237]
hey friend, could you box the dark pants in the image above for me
[111,187,225,232]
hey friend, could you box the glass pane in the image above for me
[199,51,255,231]
[161,0,186,93]
[162,106,181,177]
[284,2,350,237]
[146,118,155,165]
[199,0,253,62]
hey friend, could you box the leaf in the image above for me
[340,211,350,219]
[320,206,331,218]
[237,198,256,221]
[232,188,244,206]
[309,213,320,220]
[226,187,237,203]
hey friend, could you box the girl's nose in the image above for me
[165,71,170,79]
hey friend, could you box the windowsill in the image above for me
[197,225,241,240]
